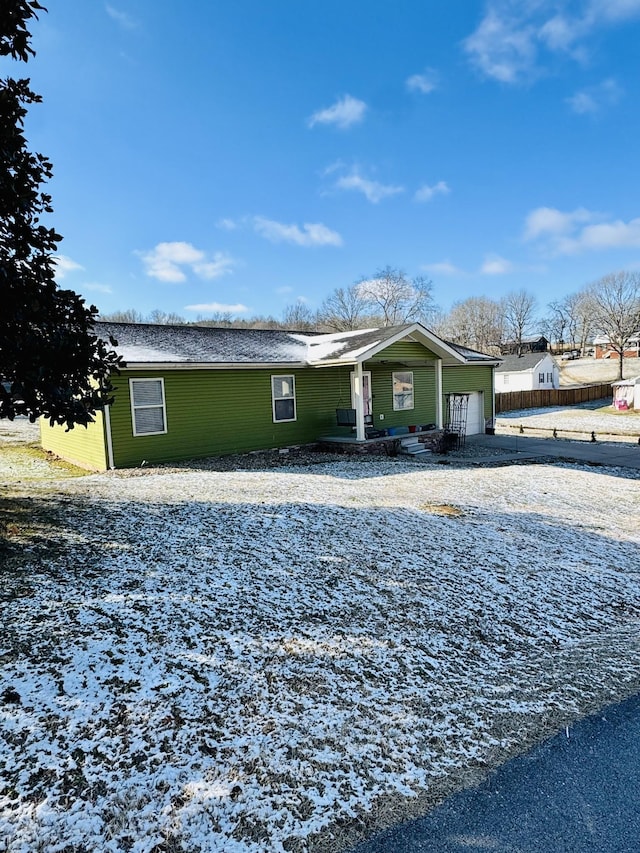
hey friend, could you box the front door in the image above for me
[351,371,372,423]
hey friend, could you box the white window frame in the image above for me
[271,374,297,423]
[392,371,414,411]
[538,372,545,384]
[129,377,168,437]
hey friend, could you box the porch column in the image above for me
[435,359,443,428]
[353,361,366,441]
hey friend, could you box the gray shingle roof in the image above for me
[95,322,309,364]
[95,321,498,367]
[495,353,549,373]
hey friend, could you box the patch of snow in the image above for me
[497,402,640,436]
[2,457,640,851]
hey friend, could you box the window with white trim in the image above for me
[547,372,553,382]
[392,371,414,411]
[539,372,545,384]
[130,378,167,436]
[271,375,296,422]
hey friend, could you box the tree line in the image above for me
[101,270,640,379]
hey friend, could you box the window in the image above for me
[547,372,553,383]
[130,378,167,436]
[503,375,510,385]
[272,375,296,422]
[539,373,545,384]
[392,371,414,411]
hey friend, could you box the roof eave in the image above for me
[120,361,307,371]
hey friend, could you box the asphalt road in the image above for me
[350,693,640,853]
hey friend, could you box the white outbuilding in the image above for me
[612,376,640,410]
[494,353,559,393]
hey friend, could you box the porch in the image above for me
[317,426,460,457]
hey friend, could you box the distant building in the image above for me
[495,353,559,393]
[593,333,640,360]
[499,335,549,356]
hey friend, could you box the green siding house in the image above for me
[41,322,499,469]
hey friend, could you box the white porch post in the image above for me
[353,361,366,441]
[435,359,443,429]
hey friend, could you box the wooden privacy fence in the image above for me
[496,383,613,414]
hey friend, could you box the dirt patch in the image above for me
[419,502,465,516]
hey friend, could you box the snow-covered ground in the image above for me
[2,425,640,852]
[497,400,640,440]
[559,356,638,385]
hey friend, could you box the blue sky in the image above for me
[15,0,640,321]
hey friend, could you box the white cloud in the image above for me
[480,254,514,275]
[334,169,404,204]
[308,95,367,129]
[53,255,84,279]
[588,0,640,23]
[463,7,538,84]
[464,1,640,84]
[523,205,640,254]
[422,261,464,276]
[105,4,137,29]
[414,181,450,203]
[216,218,239,231]
[140,242,233,282]
[184,302,249,314]
[406,69,439,94]
[566,78,622,114]
[83,283,113,294]
[558,218,640,253]
[254,217,343,247]
[538,14,578,51]
[523,206,595,241]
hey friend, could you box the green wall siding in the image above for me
[366,363,437,428]
[368,340,437,363]
[40,335,494,468]
[40,412,108,470]
[109,367,356,467]
[442,365,494,419]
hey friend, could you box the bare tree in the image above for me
[501,290,538,355]
[586,270,640,379]
[192,311,234,327]
[148,309,186,325]
[318,284,372,331]
[564,291,594,353]
[99,308,146,323]
[100,308,186,324]
[355,266,434,326]
[544,300,569,350]
[435,296,503,353]
[282,301,318,331]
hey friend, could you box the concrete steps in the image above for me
[399,436,432,457]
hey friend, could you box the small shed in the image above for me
[612,377,640,410]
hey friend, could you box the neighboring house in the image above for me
[41,321,499,470]
[499,336,549,356]
[494,353,559,393]
[593,333,640,360]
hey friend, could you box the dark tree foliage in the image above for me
[0,1,121,428]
